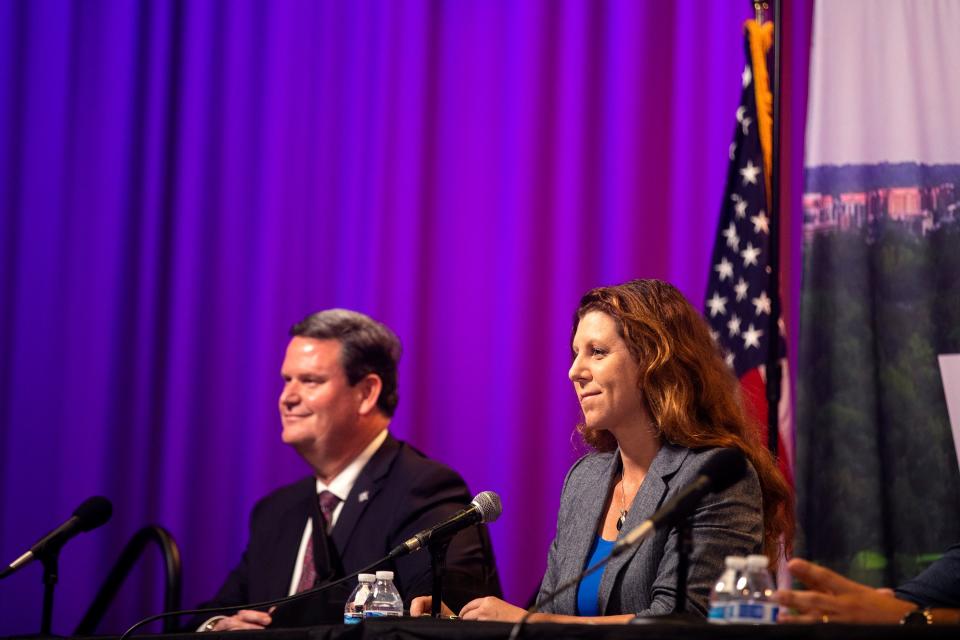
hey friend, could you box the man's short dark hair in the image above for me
[290,309,402,417]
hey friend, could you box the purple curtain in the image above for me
[0,1,809,634]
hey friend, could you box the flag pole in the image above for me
[764,0,782,459]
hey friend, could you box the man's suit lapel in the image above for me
[330,432,400,557]
[598,443,689,615]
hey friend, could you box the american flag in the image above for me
[705,22,793,487]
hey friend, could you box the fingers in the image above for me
[773,588,837,615]
[773,589,799,608]
[460,597,500,620]
[459,597,485,619]
[774,591,836,625]
[410,596,431,617]
[218,620,264,631]
[215,609,271,630]
[410,596,455,617]
[777,610,833,624]
[459,597,523,622]
[786,558,864,595]
[875,588,895,597]
[237,609,272,625]
[786,558,837,591]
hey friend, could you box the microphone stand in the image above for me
[427,539,451,618]
[631,516,700,625]
[673,517,691,615]
[40,550,60,636]
[507,513,706,640]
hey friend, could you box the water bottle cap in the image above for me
[725,556,747,569]
[746,554,769,567]
[375,570,395,580]
[358,573,376,582]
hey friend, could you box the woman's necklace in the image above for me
[616,473,629,531]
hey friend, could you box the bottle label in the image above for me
[363,611,402,618]
[343,613,363,624]
[729,602,778,624]
[707,604,728,624]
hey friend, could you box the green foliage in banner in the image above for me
[798,220,960,587]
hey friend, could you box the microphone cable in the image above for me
[119,556,387,639]
[506,544,621,640]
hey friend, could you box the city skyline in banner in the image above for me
[803,163,960,241]
[799,0,960,588]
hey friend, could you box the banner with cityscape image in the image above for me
[798,0,960,587]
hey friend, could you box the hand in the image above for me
[409,596,455,617]
[459,596,526,622]
[209,609,273,631]
[774,558,915,624]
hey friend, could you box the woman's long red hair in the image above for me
[574,279,794,562]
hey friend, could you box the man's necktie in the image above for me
[295,490,341,593]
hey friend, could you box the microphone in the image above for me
[1,496,113,579]
[389,491,501,558]
[612,447,747,555]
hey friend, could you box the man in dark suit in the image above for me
[198,309,499,631]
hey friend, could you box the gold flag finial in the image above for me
[754,1,769,25]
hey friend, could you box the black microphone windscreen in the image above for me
[73,496,113,531]
[471,491,502,524]
[700,448,747,493]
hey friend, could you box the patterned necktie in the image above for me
[295,490,341,593]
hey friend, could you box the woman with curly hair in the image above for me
[413,279,793,622]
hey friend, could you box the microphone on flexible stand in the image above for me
[389,491,502,618]
[613,447,747,557]
[628,448,747,621]
[388,490,502,558]
[2,496,113,636]
[1,496,113,580]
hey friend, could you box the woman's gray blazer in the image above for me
[536,442,764,617]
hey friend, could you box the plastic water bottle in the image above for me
[708,556,746,623]
[730,554,778,624]
[362,570,404,618]
[343,573,376,624]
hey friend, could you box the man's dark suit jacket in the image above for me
[200,433,500,627]
[896,542,960,608]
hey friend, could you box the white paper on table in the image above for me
[937,354,960,475]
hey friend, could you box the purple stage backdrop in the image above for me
[0,1,811,634]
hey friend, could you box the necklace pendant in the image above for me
[616,510,627,531]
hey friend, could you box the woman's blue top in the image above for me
[575,535,616,616]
